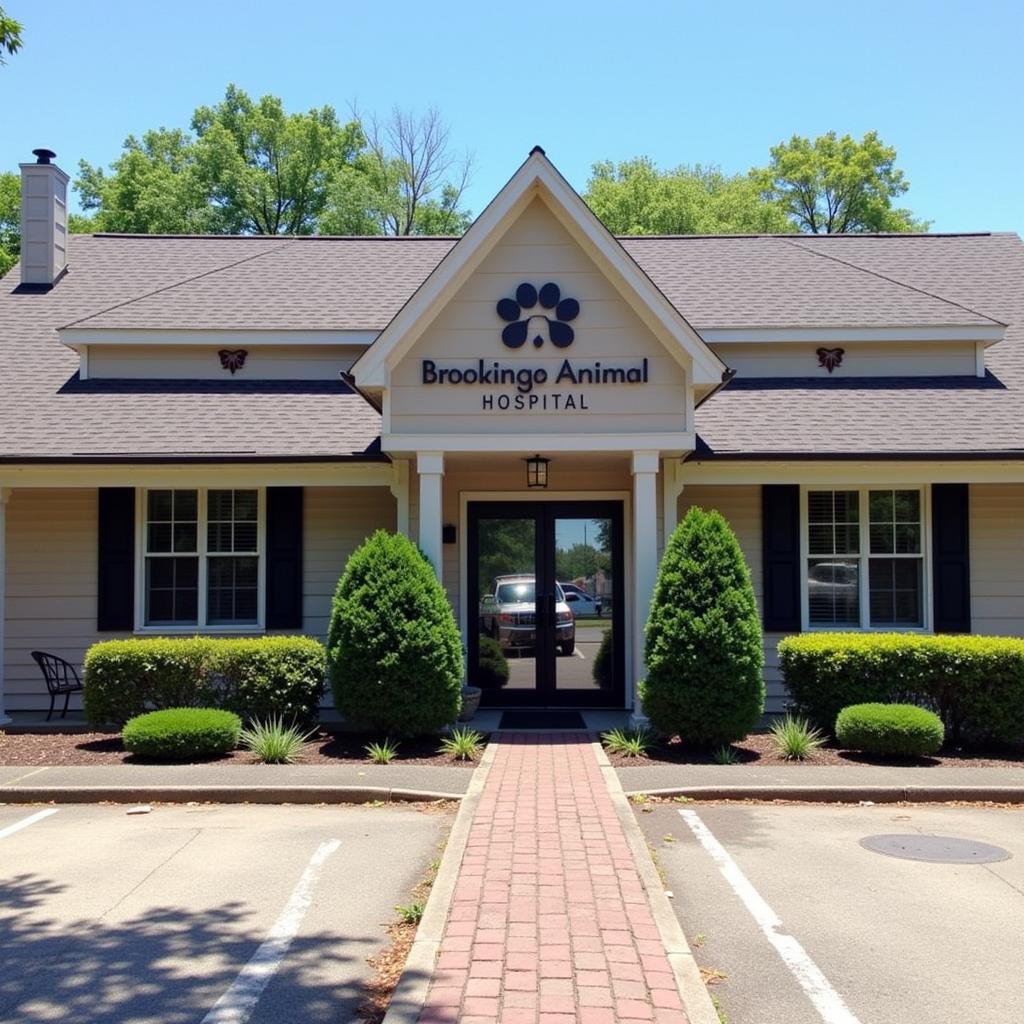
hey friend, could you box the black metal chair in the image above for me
[30,651,84,721]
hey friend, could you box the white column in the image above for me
[390,459,411,537]
[417,452,444,578]
[0,489,10,725]
[631,452,659,726]
[661,457,681,549]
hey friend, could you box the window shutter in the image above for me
[97,488,135,631]
[932,483,971,633]
[762,484,801,632]
[266,487,304,629]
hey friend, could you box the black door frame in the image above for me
[467,499,626,708]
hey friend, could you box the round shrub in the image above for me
[641,507,765,745]
[835,703,944,757]
[122,707,241,760]
[592,629,613,690]
[327,531,463,736]
[475,635,510,689]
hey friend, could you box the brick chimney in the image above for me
[19,148,69,286]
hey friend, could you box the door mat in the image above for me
[498,710,588,730]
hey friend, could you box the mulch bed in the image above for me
[607,732,1024,769]
[0,729,483,767]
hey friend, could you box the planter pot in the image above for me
[459,685,482,722]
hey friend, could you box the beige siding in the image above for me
[970,484,1024,636]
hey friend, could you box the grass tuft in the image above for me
[438,727,485,761]
[601,727,654,757]
[365,738,400,764]
[239,715,314,764]
[712,744,740,765]
[769,715,825,760]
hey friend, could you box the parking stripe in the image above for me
[201,838,341,1024]
[0,807,59,839]
[679,809,862,1024]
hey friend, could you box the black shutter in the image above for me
[762,484,801,632]
[932,483,971,633]
[266,487,304,629]
[97,488,135,631]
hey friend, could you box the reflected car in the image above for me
[479,574,576,656]
[559,583,603,617]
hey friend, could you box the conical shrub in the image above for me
[641,507,764,744]
[327,531,463,736]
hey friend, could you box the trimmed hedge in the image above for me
[778,633,1024,746]
[122,707,241,760]
[641,507,765,745]
[836,703,945,757]
[83,636,326,727]
[327,531,463,737]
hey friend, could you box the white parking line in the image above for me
[678,809,862,1024]
[0,807,59,839]
[201,838,341,1024]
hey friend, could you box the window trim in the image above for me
[133,487,266,633]
[799,484,932,633]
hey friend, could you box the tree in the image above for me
[0,5,22,65]
[641,507,764,745]
[757,131,930,233]
[584,157,794,235]
[0,171,18,277]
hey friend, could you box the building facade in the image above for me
[1,148,1022,721]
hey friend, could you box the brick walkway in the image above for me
[419,734,689,1024]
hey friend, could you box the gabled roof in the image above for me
[349,148,728,390]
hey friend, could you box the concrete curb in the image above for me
[624,785,1024,804]
[382,738,497,1024]
[0,786,464,805]
[594,740,721,1024]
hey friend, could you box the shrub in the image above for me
[122,707,241,760]
[474,635,510,689]
[835,703,945,757]
[592,629,613,690]
[327,531,463,737]
[239,715,315,764]
[769,715,825,760]
[778,633,1024,745]
[641,507,765,745]
[83,636,326,727]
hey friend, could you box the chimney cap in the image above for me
[32,148,57,165]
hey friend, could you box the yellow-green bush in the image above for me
[835,703,944,757]
[778,633,1024,746]
[122,708,241,760]
[83,636,325,726]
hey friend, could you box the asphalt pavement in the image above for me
[636,801,1024,1024]
[0,802,451,1024]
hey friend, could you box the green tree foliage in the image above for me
[556,542,610,581]
[0,171,18,277]
[0,5,22,65]
[585,157,795,235]
[641,507,764,744]
[327,531,463,736]
[757,131,930,233]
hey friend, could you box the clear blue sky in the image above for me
[3,0,1022,233]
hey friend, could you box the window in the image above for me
[805,488,926,630]
[143,489,262,628]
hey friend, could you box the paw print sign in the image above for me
[496,282,580,349]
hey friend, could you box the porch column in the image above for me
[390,459,411,537]
[662,457,682,547]
[0,489,10,725]
[632,452,659,725]
[417,452,444,578]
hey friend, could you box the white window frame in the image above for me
[134,487,266,633]
[799,484,932,633]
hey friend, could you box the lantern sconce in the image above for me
[525,454,550,489]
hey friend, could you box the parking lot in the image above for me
[637,801,1024,1024]
[0,802,451,1024]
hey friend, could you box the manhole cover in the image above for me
[860,834,1011,864]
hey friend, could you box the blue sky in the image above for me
[2,0,1022,233]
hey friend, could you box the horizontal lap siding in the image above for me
[678,485,788,714]
[970,484,1024,636]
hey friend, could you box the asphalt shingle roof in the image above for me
[2,230,1022,461]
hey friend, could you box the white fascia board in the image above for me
[59,328,381,350]
[682,459,1024,485]
[352,151,727,388]
[700,325,1006,345]
[382,432,696,455]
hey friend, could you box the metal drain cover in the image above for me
[860,834,1011,864]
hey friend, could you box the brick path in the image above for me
[419,734,689,1024]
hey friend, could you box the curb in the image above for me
[382,738,497,1024]
[0,786,464,805]
[594,740,721,1024]
[623,785,1024,804]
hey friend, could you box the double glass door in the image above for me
[469,501,624,707]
